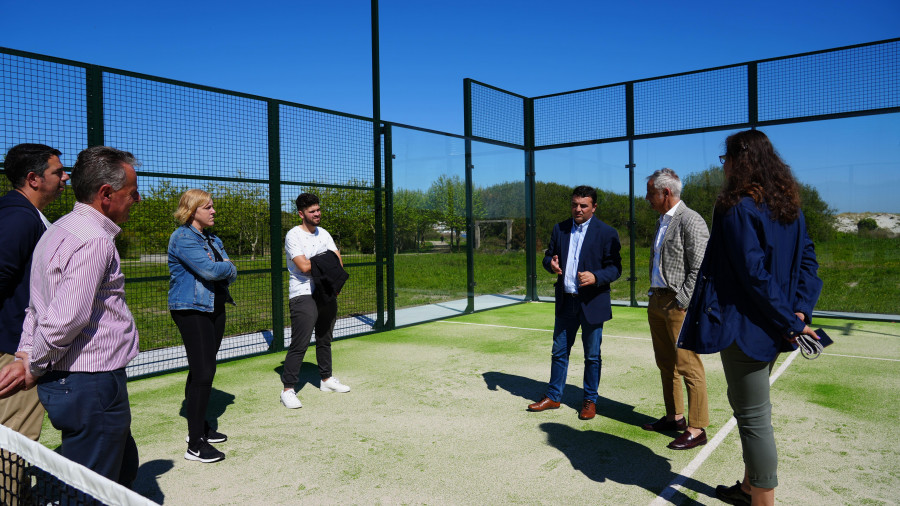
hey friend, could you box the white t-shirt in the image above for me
[285,225,338,298]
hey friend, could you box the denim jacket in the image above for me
[168,225,237,311]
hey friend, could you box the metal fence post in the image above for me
[748,62,758,128]
[384,124,395,329]
[463,79,475,313]
[625,83,638,307]
[86,66,104,147]
[524,97,537,301]
[268,100,284,351]
[465,151,475,314]
[372,0,385,329]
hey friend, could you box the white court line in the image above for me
[441,321,898,361]
[439,320,650,340]
[821,352,900,362]
[649,349,801,506]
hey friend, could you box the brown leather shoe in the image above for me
[642,416,687,432]
[578,400,596,420]
[667,428,707,450]
[527,396,561,412]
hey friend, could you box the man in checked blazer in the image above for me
[641,168,711,450]
[527,185,621,421]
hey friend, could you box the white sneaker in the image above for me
[320,377,350,393]
[280,389,302,408]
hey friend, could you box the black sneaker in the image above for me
[204,427,227,444]
[715,481,751,505]
[184,440,225,463]
[185,426,228,444]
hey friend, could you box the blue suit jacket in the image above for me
[0,191,47,354]
[542,216,622,325]
[678,197,823,362]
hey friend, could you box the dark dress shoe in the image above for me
[578,400,596,420]
[667,428,707,450]
[641,416,687,432]
[715,481,751,505]
[527,396,561,412]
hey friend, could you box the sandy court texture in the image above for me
[39,304,900,505]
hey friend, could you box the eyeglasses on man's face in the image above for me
[718,155,727,164]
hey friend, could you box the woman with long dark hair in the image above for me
[168,189,237,463]
[679,130,823,505]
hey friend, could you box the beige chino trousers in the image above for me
[647,291,709,428]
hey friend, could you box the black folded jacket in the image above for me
[310,250,349,304]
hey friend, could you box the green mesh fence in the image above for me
[1,49,383,376]
[2,38,899,378]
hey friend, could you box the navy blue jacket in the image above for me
[0,191,46,354]
[542,216,623,325]
[678,197,823,362]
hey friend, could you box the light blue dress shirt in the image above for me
[563,217,590,294]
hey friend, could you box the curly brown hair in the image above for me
[715,129,801,223]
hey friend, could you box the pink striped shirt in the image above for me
[18,202,139,375]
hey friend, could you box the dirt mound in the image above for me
[833,213,900,235]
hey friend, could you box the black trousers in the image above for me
[281,295,337,388]
[171,302,225,444]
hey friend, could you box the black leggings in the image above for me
[171,304,225,444]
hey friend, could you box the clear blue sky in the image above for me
[1,0,898,212]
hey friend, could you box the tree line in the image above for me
[1,165,836,259]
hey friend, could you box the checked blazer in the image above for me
[650,202,709,309]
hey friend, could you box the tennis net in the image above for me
[0,424,157,505]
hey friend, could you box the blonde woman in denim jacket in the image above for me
[168,189,237,464]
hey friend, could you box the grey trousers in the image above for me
[281,295,337,388]
[720,343,778,489]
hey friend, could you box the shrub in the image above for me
[857,217,878,232]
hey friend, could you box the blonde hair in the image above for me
[174,189,212,225]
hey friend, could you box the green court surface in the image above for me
[40,304,900,504]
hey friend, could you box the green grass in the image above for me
[123,236,898,351]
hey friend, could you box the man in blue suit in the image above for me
[528,185,622,420]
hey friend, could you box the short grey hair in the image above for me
[71,146,140,203]
[647,168,682,198]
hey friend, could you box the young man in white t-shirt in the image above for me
[280,193,350,409]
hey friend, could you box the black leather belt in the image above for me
[649,287,675,296]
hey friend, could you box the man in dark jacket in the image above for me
[0,143,68,441]
[528,185,622,420]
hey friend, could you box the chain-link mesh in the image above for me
[104,73,269,179]
[474,40,899,148]
[3,38,899,377]
[1,49,383,377]
[0,53,87,166]
[280,105,375,186]
[634,66,748,136]
[468,82,524,146]
[279,103,379,338]
[759,40,900,122]
[534,86,627,147]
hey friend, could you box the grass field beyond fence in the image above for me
[126,235,898,351]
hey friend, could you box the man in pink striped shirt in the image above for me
[15,146,142,487]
